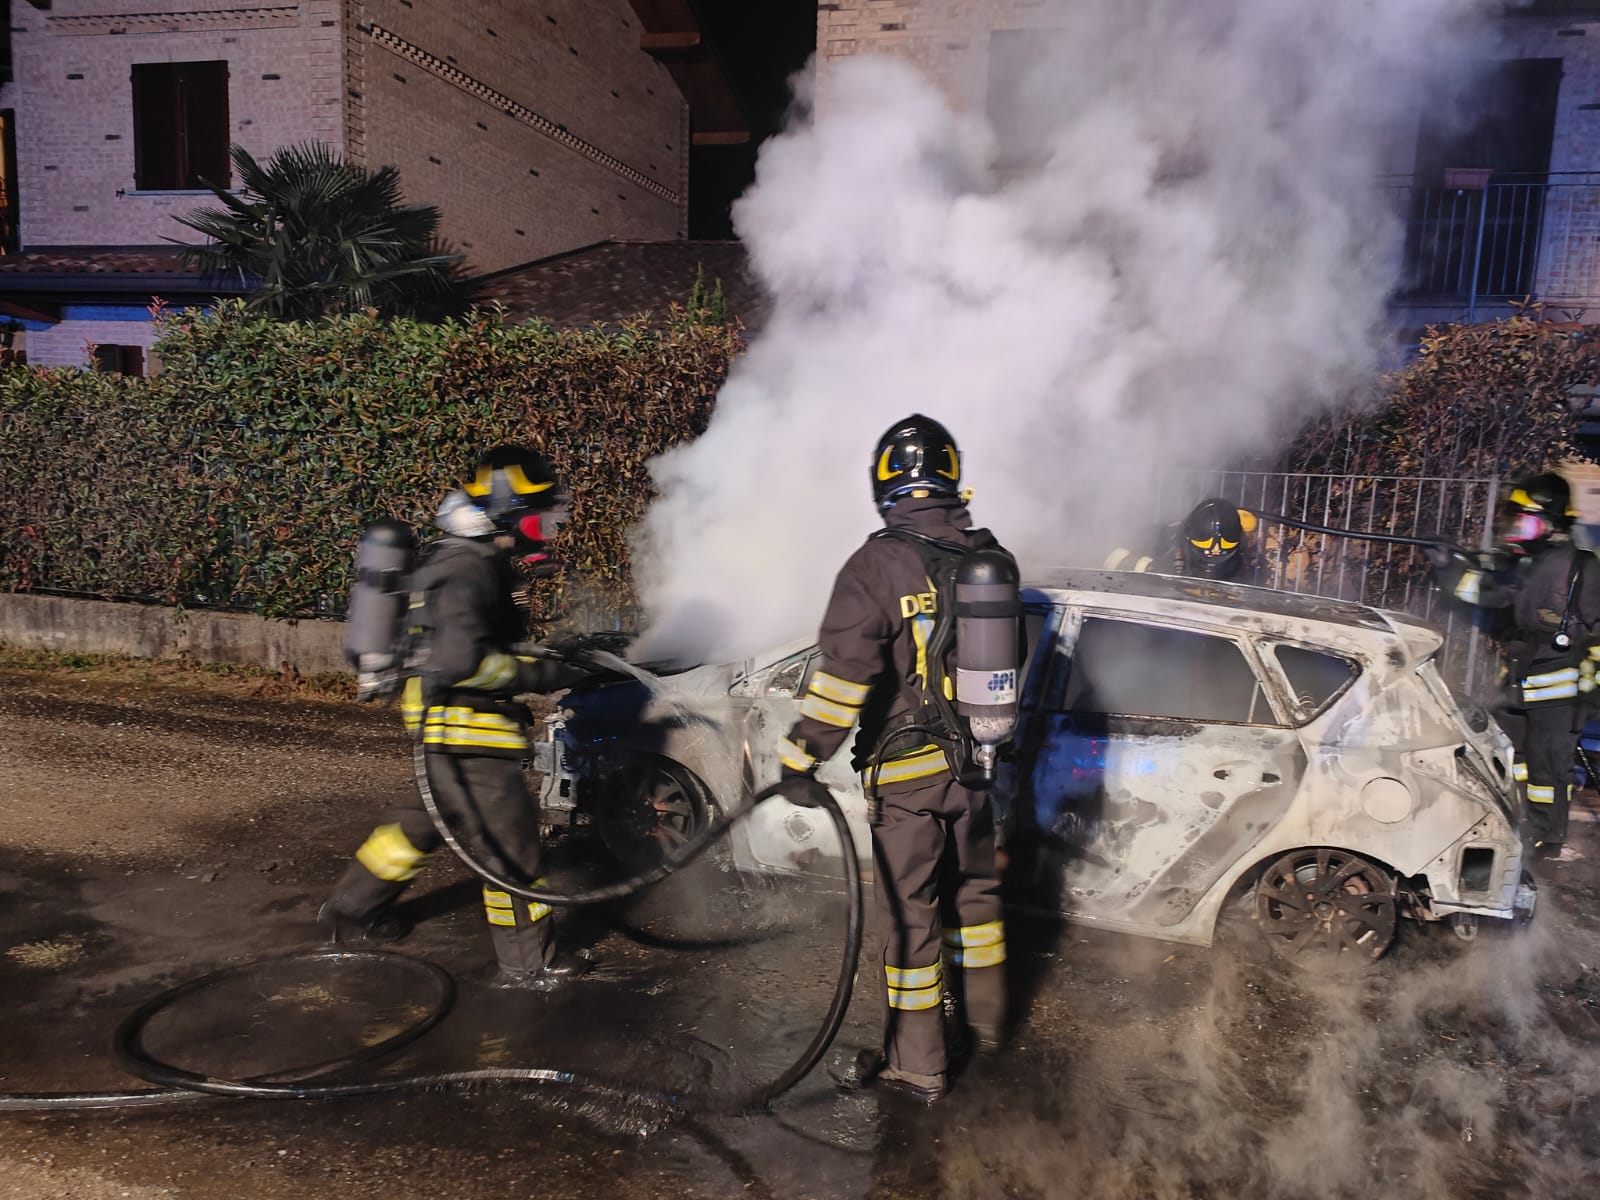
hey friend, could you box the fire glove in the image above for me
[774,774,831,809]
[1421,541,1457,570]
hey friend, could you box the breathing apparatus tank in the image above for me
[345,518,418,701]
[953,548,1021,786]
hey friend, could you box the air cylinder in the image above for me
[954,548,1021,782]
[345,518,417,669]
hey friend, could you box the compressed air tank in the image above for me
[345,518,417,667]
[954,548,1021,776]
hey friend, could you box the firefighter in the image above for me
[777,414,1013,1104]
[321,445,592,983]
[1431,473,1600,861]
[1104,498,1262,582]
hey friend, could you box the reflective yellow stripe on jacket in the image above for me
[864,743,949,786]
[402,675,424,733]
[798,669,870,729]
[778,736,818,774]
[456,651,518,691]
[1521,667,1580,703]
[422,705,528,753]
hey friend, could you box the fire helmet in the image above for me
[871,413,962,511]
[463,444,567,565]
[1503,472,1575,548]
[1180,498,1256,580]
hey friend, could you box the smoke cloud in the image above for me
[634,0,1496,664]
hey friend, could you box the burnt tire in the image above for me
[591,754,716,873]
[1253,848,1398,970]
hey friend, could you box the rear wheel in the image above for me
[1254,848,1398,967]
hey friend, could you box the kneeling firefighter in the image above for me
[1431,473,1600,859]
[776,414,1021,1104]
[322,445,592,983]
[1104,498,1262,583]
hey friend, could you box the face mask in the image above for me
[1504,512,1553,544]
[513,506,568,574]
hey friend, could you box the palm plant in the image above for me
[173,142,464,320]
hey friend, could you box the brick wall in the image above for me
[25,316,161,370]
[349,0,687,273]
[817,4,1600,308]
[816,0,1062,111]
[1501,16,1600,304]
[7,1,685,272]
[9,0,345,247]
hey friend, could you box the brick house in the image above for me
[0,0,743,369]
[815,0,1600,327]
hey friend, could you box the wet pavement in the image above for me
[3,662,1600,1199]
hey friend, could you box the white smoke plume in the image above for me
[634,0,1496,664]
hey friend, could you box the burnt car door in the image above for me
[1014,609,1304,931]
[729,645,875,874]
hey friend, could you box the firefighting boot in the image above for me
[316,898,413,944]
[840,1048,947,1104]
[468,952,594,991]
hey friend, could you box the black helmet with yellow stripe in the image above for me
[871,413,962,512]
[464,445,566,566]
[1502,472,1575,548]
[1180,498,1257,580]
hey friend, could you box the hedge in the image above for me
[0,301,738,625]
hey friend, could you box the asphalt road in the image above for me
[2,661,1598,1199]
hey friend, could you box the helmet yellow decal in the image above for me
[1508,488,1536,511]
[502,464,553,494]
[1190,537,1216,550]
[1219,537,1238,550]
[935,444,960,481]
[876,445,902,482]
[465,463,554,497]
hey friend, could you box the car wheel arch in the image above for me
[1214,842,1405,926]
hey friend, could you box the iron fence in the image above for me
[1162,471,1501,695]
[1380,172,1600,318]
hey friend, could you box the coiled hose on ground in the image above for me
[0,764,864,1116]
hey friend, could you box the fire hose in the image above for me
[1254,510,1467,556]
[0,715,865,1115]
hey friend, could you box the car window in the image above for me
[1273,644,1358,718]
[765,651,814,697]
[1057,616,1280,725]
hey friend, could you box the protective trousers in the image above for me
[328,751,553,972]
[871,775,1005,1083]
[1499,703,1578,848]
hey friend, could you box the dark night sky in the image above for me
[687,0,817,239]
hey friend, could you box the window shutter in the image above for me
[131,64,178,190]
[181,60,230,188]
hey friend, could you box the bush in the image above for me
[1290,310,1599,480]
[0,301,738,624]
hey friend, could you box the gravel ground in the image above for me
[2,660,1599,1199]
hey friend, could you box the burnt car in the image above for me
[532,571,1536,963]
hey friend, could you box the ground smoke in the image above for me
[633,0,1496,665]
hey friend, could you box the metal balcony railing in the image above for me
[1380,171,1600,318]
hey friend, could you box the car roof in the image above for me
[1023,568,1393,632]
